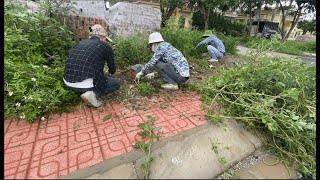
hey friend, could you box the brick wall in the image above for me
[61,15,109,41]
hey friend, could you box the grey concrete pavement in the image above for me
[58,120,262,179]
[236,45,316,66]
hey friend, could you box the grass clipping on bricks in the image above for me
[195,57,316,178]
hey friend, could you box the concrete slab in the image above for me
[86,163,138,179]
[59,120,262,179]
[134,120,259,179]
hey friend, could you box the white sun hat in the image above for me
[148,32,164,44]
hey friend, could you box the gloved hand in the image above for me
[135,71,144,79]
[107,73,114,77]
[145,72,155,79]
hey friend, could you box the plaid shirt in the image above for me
[64,36,116,96]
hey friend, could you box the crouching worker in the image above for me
[195,30,225,62]
[63,24,120,107]
[135,32,190,90]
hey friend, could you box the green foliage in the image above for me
[241,36,316,55]
[160,17,205,57]
[196,55,316,177]
[36,0,77,20]
[192,10,246,36]
[161,17,239,56]
[298,20,316,35]
[160,0,184,27]
[136,81,159,96]
[112,31,153,68]
[134,116,162,179]
[4,3,78,122]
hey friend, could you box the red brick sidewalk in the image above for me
[4,90,207,179]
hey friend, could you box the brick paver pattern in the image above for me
[4,90,207,179]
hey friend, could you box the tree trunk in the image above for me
[255,2,262,36]
[198,2,209,30]
[247,2,253,36]
[280,8,286,40]
[160,5,177,27]
[284,6,303,40]
[278,0,293,41]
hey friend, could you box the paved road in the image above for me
[236,46,316,66]
[296,55,316,66]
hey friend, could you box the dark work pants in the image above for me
[67,76,120,98]
[155,61,189,85]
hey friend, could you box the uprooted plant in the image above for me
[134,115,162,179]
[195,40,316,178]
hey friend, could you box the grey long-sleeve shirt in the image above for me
[195,35,225,54]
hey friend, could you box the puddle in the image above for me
[217,150,297,179]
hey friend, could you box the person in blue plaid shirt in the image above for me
[195,30,225,62]
[63,24,120,107]
[135,32,190,90]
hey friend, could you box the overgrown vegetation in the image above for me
[112,31,153,68]
[237,36,316,55]
[195,39,316,178]
[4,3,78,122]
[134,116,162,179]
[112,16,239,69]
[192,10,246,37]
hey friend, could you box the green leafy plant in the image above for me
[4,3,77,122]
[218,156,227,166]
[112,31,153,68]
[136,81,159,96]
[134,115,162,179]
[196,54,316,178]
[103,115,110,121]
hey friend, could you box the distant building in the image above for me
[224,5,304,40]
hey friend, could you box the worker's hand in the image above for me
[145,72,155,79]
[107,73,114,77]
[135,71,144,79]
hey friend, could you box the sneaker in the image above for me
[80,91,103,107]
[161,83,179,90]
[208,59,218,63]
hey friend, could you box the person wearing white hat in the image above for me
[135,32,190,90]
[63,24,120,107]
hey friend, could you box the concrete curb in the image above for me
[58,120,262,179]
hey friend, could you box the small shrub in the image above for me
[4,3,77,122]
[112,31,153,68]
[136,81,159,96]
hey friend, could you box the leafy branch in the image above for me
[134,115,162,179]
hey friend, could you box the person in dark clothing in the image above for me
[63,24,120,107]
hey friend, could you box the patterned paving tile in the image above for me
[4,90,207,179]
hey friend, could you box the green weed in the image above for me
[134,115,162,179]
[4,3,77,122]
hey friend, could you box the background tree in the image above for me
[160,0,185,27]
[188,0,238,30]
[277,0,316,40]
[239,0,257,35]
[298,19,316,34]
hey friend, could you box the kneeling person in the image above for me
[136,32,190,90]
[63,24,120,107]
